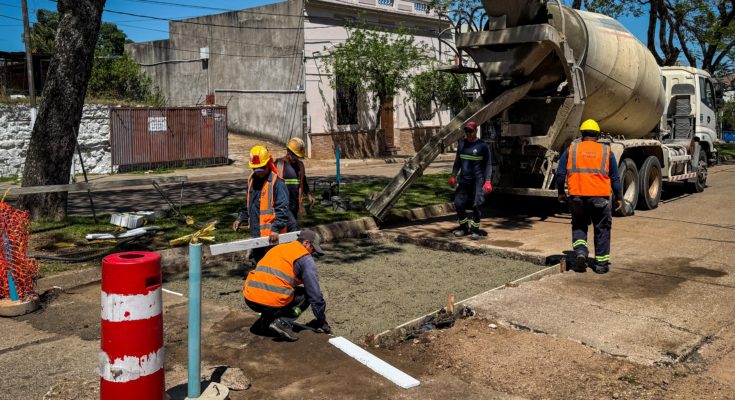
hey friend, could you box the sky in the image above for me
[0,0,650,52]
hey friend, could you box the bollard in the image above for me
[335,144,341,196]
[99,252,164,400]
[187,243,202,398]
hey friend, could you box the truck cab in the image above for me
[661,66,722,165]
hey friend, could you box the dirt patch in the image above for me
[163,239,544,341]
[17,285,100,341]
[395,317,735,399]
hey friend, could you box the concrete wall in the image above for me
[0,104,113,178]
[304,0,453,158]
[127,0,306,144]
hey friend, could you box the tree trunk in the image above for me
[19,0,106,220]
[380,96,398,156]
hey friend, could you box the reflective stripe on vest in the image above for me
[276,158,304,216]
[566,141,612,197]
[460,154,483,161]
[243,241,310,307]
[246,169,287,237]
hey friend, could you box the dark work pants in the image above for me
[245,286,310,325]
[454,179,484,232]
[569,196,612,266]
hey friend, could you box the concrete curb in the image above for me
[36,267,102,293]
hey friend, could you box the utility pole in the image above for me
[21,0,37,127]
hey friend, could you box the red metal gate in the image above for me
[110,106,228,171]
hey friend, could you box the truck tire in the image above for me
[616,158,639,216]
[686,151,708,193]
[637,156,662,210]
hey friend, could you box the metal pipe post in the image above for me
[335,144,341,196]
[187,243,202,398]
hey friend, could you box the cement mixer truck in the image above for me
[368,0,724,219]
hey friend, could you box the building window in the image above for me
[415,98,433,121]
[378,0,394,7]
[415,2,429,12]
[336,76,358,126]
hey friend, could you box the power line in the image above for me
[115,22,302,52]
[124,0,305,18]
[0,13,22,21]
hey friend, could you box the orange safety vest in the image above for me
[246,165,288,237]
[242,241,310,307]
[276,158,305,215]
[566,141,612,197]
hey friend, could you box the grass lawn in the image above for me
[718,143,735,157]
[29,173,452,273]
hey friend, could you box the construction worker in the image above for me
[556,119,623,274]
[450,121,493,240]
[275,137,316,222]
[243,229,331,342]
[233,145,298,263]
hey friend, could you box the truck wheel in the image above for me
[638,156,662,210]
[616,158,639,216]
[686,151,707,193]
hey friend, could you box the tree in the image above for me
[19,0,106,220]
[409,69,467,115]
[323,23,430,154]
[25,9,158,102]
[723,100,735,130]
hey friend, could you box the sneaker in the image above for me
[269,318,299,341]
[593,264,609,274]
[575,254,588,272]
[453,229,468,237]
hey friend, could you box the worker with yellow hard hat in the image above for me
[233,145,298,263]
[275,137,316,222]
[556,119,623,274]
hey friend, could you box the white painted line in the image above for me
[162,288,183,297]
[100,288,162,322]
[328,336,420,389]
[209,231,301,255]
[98,348,164,383]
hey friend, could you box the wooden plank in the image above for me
[5,176,187,196]
[209,231,301,256]
[328,336,420,389]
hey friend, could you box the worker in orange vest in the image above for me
[556,119,623,274]
[233,145,297,263]
[275,137,316,223]
[243,229,331,341]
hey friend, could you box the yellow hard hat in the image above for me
[249,145,271,169]
[286,137,306,158]
[579,119,601,133]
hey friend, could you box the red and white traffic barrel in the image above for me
[99,252,164,400]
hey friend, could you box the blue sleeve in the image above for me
[294,255,326,323]
[482,143,492,182]
[608,151,622,201]
[555,148,569,195]
[271,179,290,232]
[451,141,461,177]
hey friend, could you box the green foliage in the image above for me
[722,101,735,130]
[28,9,58,54]
[323,21,430,103]
[28,9,160,104]
[87,53,162,104]
[409,69,467,114]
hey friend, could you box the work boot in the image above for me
[575,254,588,272]
[269,318,299,341]
[593,264,610,274]
[453,227,468,237]
[469,228,481,241]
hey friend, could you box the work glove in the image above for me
[449,176,456,188]
[482,181,493,194]
[269,231,280,244]
[306,319,332,334]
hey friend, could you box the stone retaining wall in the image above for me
[0,104,113,178]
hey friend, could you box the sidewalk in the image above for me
[383,163,735,366]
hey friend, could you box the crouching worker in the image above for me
[243,229,331,341]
